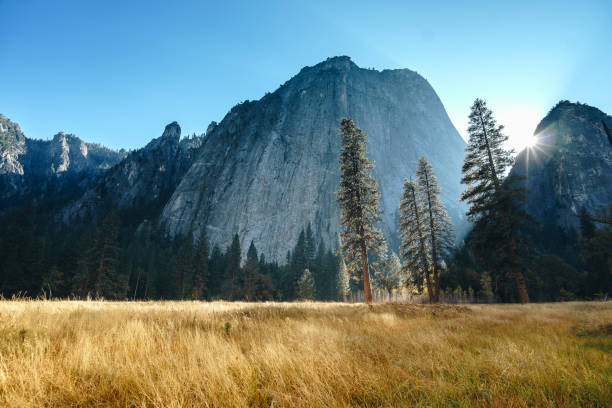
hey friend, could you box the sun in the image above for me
[525,136,538,148]
[496,106,543,152]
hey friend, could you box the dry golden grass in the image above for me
[0,300,610,407]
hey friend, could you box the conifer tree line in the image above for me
[0,203,353,301]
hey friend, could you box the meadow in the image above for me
[0,300,610,407]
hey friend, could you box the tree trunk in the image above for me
[360,241,373,304]
[423,171,440,303]
[514,270,529,304]
[410,186,434,303]
[478,110,501,192]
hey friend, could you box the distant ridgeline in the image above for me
[0,58,610,302]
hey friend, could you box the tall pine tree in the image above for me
[297,268,315,300]
[461,98,530,303]
[223,234,241,300]
[416,157,454,303]
[289,230,307,300]
[170,236,194,299]
[191,228,209,300]
[398,179,433,302]
[242,241,260,300]
[336,118,386,303]
[91,210,125,299]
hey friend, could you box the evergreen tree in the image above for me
[374,250,402,297]
[223,234,241,300]
[208,245,225,299]
[323,248,340,300]
[335,234,350,301]
[305,223,316,268]
[336,118,386,303]
[191,228,209,300]
[579,208,612,296]
[398,179,433,302]
[90,210,126,299]
[312,243,326,300]
[242,241,260,300]
[297,268,315,300]
[461,99,530,303]
[254,272,275,301]
[171,236,194,299]
[416,156,454,302]
[289,230,307,299]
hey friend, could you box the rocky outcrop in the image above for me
[511,101,612,229]
[0,114,124,178]
[0,114,126,208]
[0,115,27,175]
[62,122,204,225]
[161,56,467,261]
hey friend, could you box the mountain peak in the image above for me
[536,100,608,135]
[513,101,612,229]
[162,122,181,139]
[161,56,467,261]
[298,56,356,76]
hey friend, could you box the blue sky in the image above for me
[1,0,610,152]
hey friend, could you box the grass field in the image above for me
[0,300,610,407]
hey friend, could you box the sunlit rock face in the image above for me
[161,56,467,261]
[511,101,612,229]
[0,114,26,176]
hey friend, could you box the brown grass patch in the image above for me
[0,301,610,407]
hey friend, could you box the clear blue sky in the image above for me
[1,0,610,151]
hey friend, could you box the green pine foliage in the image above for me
[374,250,402,296]
[170,236,195,299]
[297,268,315,300]
[242,241,260,301]
[336,118,387,303]
[223,234,241,300]
[460,98,531,303]
[0,199,346,301]
[191,228,209,300]
[90,210,127,300]
[398,179,433,301]
[416,156,455,302]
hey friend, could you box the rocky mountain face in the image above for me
[0,114,124,178]
[511,101,612,230]
[0,114,27,175]
[0,114,126,207]
[161,56,467,261]
[62,122,205,226]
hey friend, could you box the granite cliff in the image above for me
[161,56,467,261]
[511,101,612,230]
